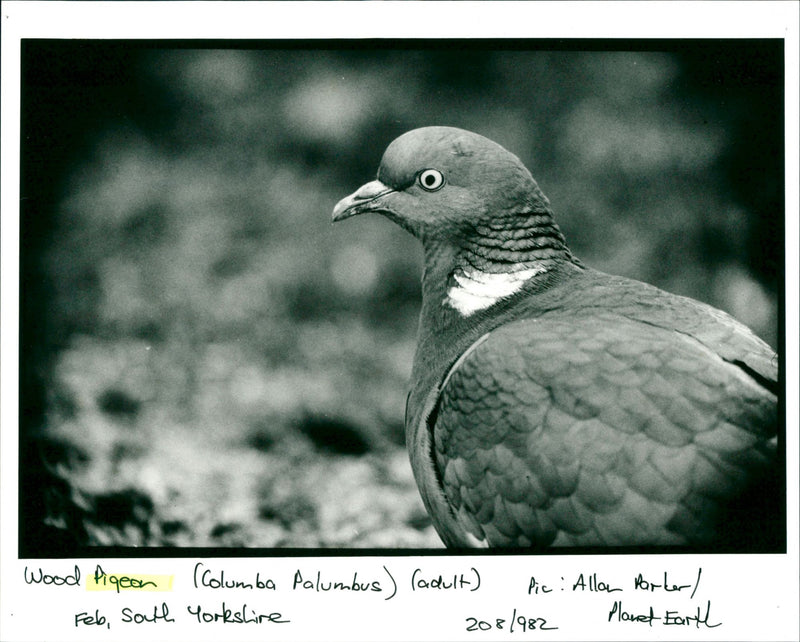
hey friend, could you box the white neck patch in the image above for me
[444,265,546,316]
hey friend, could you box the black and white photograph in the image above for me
[1,3,798,641]
[17,39,785,554]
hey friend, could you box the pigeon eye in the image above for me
[418,169,445,192]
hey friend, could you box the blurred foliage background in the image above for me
[19,41,782,552]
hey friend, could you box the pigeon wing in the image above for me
[429,311,777,548]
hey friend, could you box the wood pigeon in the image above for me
[332,126,780,549]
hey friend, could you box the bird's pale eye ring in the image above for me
[418,168,445,192]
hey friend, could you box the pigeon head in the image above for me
[333,127,579,316]
[332,126,554,240]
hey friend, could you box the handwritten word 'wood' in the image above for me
[24,566,81,587]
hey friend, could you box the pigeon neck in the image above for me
[438,210,576,317]
[461,210,572,269]
[412,220,576,403]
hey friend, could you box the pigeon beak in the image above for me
[332,180,395,222]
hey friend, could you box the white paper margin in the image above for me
[2,3,798,641]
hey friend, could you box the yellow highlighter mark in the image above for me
[88,565,174,593]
